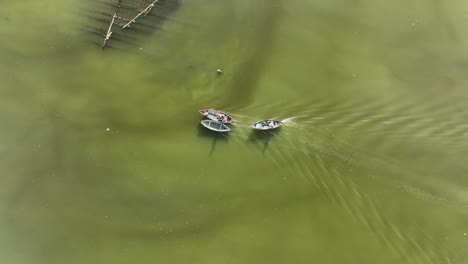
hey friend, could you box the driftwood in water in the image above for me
[101,0,122,49]
[96,0,178,49]
[122,0,159,29]
[101,12,116,48]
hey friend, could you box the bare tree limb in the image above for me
[101,0,122,49]
[122,0,159,29]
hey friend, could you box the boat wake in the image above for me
[195,96,468,263]
[281,116,308,128]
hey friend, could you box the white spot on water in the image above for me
[106,128,110,131]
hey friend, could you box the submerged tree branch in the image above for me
[122,0,159,29]
[101,0,122,49]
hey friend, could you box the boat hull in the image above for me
[200,119,231,132]
[252,120,283,130]
[199,109,234,124]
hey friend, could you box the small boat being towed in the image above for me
[200,119,231,132]
[252,120,283,130]
[199,109,234,124]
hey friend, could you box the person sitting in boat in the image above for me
[226,116,231,122]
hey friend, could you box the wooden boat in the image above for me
[199,109,234,124]
[200,119,231,132]
[251,120,283,130]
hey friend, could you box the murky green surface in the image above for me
[1,0,468,263]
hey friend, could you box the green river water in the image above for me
[1,0,468,263]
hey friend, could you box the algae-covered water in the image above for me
[1,0,468,263]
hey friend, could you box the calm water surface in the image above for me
[1,0,468,263]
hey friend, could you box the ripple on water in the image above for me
[215,98,466,263]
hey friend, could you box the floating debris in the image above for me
[101,0,122,49]
[100,0,162,49]
[122,0,160,29]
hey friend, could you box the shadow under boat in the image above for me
[197,122,230,157]
[247,128,281,154]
